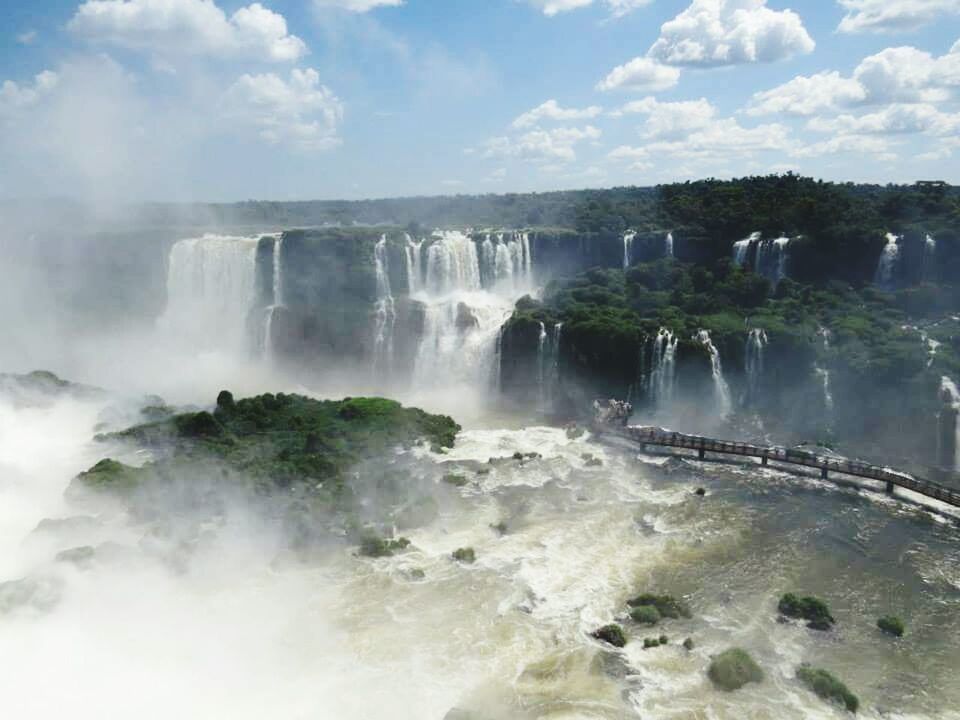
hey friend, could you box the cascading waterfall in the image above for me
[536,322,563,413]
[648,328,678,408]
[874,233,901,289]
[262,235,285,360]
[664,232,674,259]
[623,231,636,269]
[412,230,534,395]
[754,236,790,285]
[922,234,937,282]
[939,377,960,471]
[744,328,767,406]
[815,327,834,418]
[404,234,424,294]
[696,329,732,419]
[537,322,548,410]
[732,231,761,267]
[159,233,261,353]
[372,235,396,377]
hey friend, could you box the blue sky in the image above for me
[1,0,958,202]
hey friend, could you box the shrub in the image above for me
[778,593,835,629]
[592,624,627,648]
[683,638,695,651]
[452,547,476,564]
[643,637,660,649]
[877,615,905,637]
[628,593,692,619]
[796,665,859,713]
[708,649,764,691]
[358,535,410,558]
[630,605,662,626]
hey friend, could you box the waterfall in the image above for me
[744,328,767,406]
[874,233,901,289]
[535,322,563,413]
[372,235,396,377]
[732,231,761,267]
[404,234,424,294]
[755,236,790,285]
[815,326,834,419]
[159,234,260,353]
[262,235,285,360]
[537,322,548,411]
[623,231,636,270]
[411,231,532,396]
[939,377,960,470]
[649,328,678,408]
[922,234,937,282]
[696,329,732,419]
[665,232,674,259]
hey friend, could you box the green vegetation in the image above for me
[442,473,469,487]
[708,649,764,691]
[683,638,695,651]
[877,615,905,637]
[778,593,835,630]
[358,535,411,558]
[592,624,627,648]
[796,665,859,713]
[627,593,692,620]
[643,637,660,649]
[629,605,662,626]
[100,392,459,493]
[452,547,476,564]
[73,458,147,494]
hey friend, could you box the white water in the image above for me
[158,234,261,354]
[411,231,535,401]
[732,231,761,267]
[940,376,960,470]
[696,329,732,419]
[754,236,790,286]
[664,232,674,259]
[372,235,397,378]
[649,328,678,409]
[744,328,767,406]
[404,234,425,295]
[262,235,285,361]
[536,322,563,414]
[874,233,901,290]
[623,231,636,270]
[923,234,937,282]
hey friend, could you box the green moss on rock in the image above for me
[592,624,627,648]
[877,615,905,637]
[627,593,692,619]
[796,665,859,713]
[708,648,764,691]
[778,593,835,630]
[452,547,476,564]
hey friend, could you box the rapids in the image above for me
[2,384,959,720]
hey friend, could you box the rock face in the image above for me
[591,624,627,648]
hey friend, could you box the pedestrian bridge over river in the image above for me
[613,424,960,510]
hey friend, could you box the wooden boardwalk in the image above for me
[616,425,960,509]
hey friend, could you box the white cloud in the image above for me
[526,0,652,17]
[511,99,602,129]
[69,0,307,62]
[313,0,404,11]
[807,103,960,135]
[746,71,867,116]
[0,71,60,114]
[596,57,680,92]
[747,44,960,116]
[480,125,601,163]
[837,0,960,34]
[614,96,717,139]
[647,0,815,67]
[792,134,895,159]
[16,30,37,45]
[224,68,343,151]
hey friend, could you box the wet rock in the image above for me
[592,624,627,648]
[565,423,586,440]
[490,521,508,535]
[358,535,410,558]
[591,649,633,679]
[0,575,63,615]
[778,593,835,630]
[627,593,692,619]
[452,547,476,564]
[708,648,764,691]
[683,638,695,651]
[455,302,480,332]
[694,487,706,496]
[581,453,603,467]
[442,473,469,487]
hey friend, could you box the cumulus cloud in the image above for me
[69,0,308,62]
[224,68,343,151]
[613,96,717,139]
[511,99,602,129]
[807,103,960,135]
[313,0,404,11]
[0,71,59,114]
[16,30,38,45]
[480,125,601,163]
[747,44,960,116]
[526,0,652,16]
[837,0,960,34]
[792,134,895,159]
[647,0,815,67]
[596,57,680,92]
